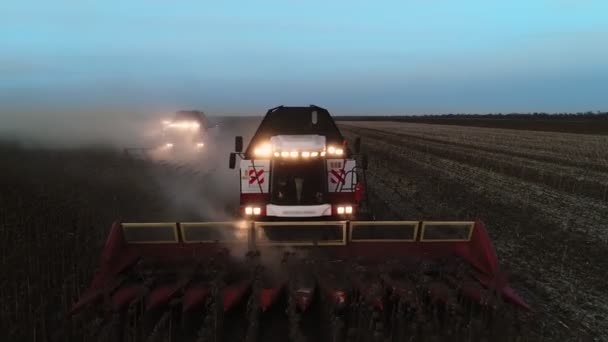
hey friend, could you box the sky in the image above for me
[1,0,608,116]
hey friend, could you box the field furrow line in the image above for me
[343,126,608,204]
[344,125,608,201]
[344,132,608,340]
[342,122,608,172]
[351,130,608,241]
[343,121,608,160]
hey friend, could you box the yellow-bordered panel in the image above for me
[121,223,179,244]
[420,221,475,242]
[350,221,419,242]
[254,221,347,246]
[180,221,251,243]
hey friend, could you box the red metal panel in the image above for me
[223,282,250,311]
[240,193,267,205]
[183,283,210,312]
[147,283,182,310]
[326,192,356,203]
[111,285,143,311]
[294,287,315,312]
[72,220,530,315]
[260,286,284,312]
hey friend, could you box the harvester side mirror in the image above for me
[361,154,368,170]
[235,136,243,153]
[229,153,237,169]
[354,137,361,154]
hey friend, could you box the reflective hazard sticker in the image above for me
[330,169,345,184]
[248,168,265,185]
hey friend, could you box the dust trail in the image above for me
[146,116,261,221]
[0,110,262,222]
[0,111,170,149]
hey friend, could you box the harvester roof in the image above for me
[245,105,345,157]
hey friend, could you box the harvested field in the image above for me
[1,117,607,341]
[0,144,228,341]
[336,115,608,136]
[340,121,608,341]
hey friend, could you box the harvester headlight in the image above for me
[245,206,261,216]
[196,142,204,148]
[274,152,280,157]
[290,151,298,158]
[326,146,344,156]
[165,143,174,148]
[311,151,319,157]
[168,121,199,129]
[301,151,310,158]
[336,205,353,215]
[281,151,289,157]
[321,151,326,157]
[254,143,272,157]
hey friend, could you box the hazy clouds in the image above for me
[1,0,607,117]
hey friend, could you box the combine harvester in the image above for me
[124,110,210,160]
[73,105,530,341]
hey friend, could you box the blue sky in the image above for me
[1,0,607,115]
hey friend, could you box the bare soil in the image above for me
[1,118,606,341]
[341,121,608,341]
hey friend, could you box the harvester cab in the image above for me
[229,105,367,220]
[74,105,530,341]
[160,110,209,152]
[123,110,211,160]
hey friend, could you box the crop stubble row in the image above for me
[344,121,608,169]
[340,122,608,341]
[0,148,199,341]
[344,123,608,202]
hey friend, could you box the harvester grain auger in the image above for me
[73,106,530,341]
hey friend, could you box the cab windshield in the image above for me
[271,159,326,205]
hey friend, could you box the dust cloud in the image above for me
[0,109,276,259]
[0,111,164,149]
[146,116,261,222]
[0,109,262,225]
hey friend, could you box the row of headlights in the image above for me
[273,151,325,158]
[244,206,262,215]
[164,142,205,148]
[244,205,353,216]
[162,121,200,129]
[253,144,345,158]
[326,146,344,155]
[336,205,353,215]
